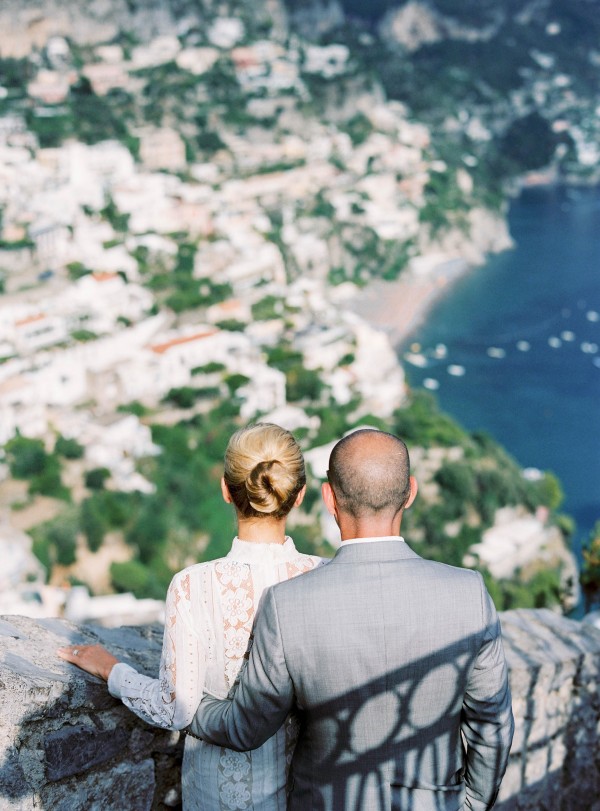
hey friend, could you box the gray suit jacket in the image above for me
[191,540,514,811]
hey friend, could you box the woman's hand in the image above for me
[57,644,120,682]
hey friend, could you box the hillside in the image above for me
[288,0,600,184]
[0,0,590,615]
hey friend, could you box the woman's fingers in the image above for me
[57,644,119,681]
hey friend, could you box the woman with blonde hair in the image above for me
[58,423,323,810]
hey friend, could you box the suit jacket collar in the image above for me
[331,538,422,564]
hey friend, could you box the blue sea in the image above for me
[401,185,600,573]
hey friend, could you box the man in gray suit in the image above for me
[191,429,514,810]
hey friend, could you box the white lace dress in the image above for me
[108,537,323,810]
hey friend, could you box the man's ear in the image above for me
[321,482,337,517]
[221,477,233,504]
[404,476,418,510]
[294,484,307,507]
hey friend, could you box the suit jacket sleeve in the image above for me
[462,576,514,811]
[189,585,294,751]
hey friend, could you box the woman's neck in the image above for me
[236,516,287,545]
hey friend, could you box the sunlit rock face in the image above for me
[0,610,599,809]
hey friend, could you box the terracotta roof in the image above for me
[149,329,218,354]
[15,313,45,328]
[92,271,119,282]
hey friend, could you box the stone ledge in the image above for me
[1,610,600,810]
[0,614,181,810]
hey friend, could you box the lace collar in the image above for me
[227,536,300,564]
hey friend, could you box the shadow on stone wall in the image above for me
[2,615,511,810]
[497,610,600,811]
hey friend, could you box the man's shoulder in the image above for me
[272,554,332,596]
[417,556,483,579]
[411,555,485,591]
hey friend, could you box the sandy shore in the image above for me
[348,258,470,348]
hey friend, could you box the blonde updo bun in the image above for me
[224,423,306,519]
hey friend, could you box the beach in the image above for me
[349,208,514,347]
[349,257,471,348]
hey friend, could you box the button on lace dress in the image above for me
[108,537,323,810]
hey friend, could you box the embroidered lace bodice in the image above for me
[108,536,323,810]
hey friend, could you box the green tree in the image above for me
[5,435,69,499]
[581,521,600,600]
[434,461,476,520]
[286,366,323,403]
[110,560,155,598]
[251,295,283,321]
[125,498,168,564]
[224,374,250,395]
[162,386,198,409]
[80,497,108,552]
[29,454,70,500]
[85,467,111,490]
[35,514,78,567]
[5,435,47,478]
[55,435,84,459]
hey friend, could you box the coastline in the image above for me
[348,257,471,349]
[348,208,515,350]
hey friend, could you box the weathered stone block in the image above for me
[0,746,27,800]
[44,722,129,781]
[39,759,155,811]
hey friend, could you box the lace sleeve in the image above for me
[108,570,205,730]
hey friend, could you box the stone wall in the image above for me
[0,609,599,810]
[497,609,600,811]
[0,615,182,810]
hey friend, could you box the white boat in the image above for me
[447,364,466,376]
[548,336,562,348]
[433,343,447,359]
[423,378,439,390]
[560,330,576,341]
[581,342,599,354]
[516,340,531,351]
[586,310,599,322]
[487,347,506,359]
[404,352,428,368]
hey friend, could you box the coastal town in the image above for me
[1,1,597,621]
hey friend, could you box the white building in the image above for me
[302,44,350,79]
[238,365,286,420]
[138,127,187,173]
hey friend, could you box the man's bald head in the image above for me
[327,429,411,519]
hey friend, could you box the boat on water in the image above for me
[404,352,428,367]
[581,342,598,354]
[487,347,506,359]
[447,364,466,376]
[423,378,439,390]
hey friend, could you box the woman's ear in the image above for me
[221,477,233,504]
[294,484,307,507]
